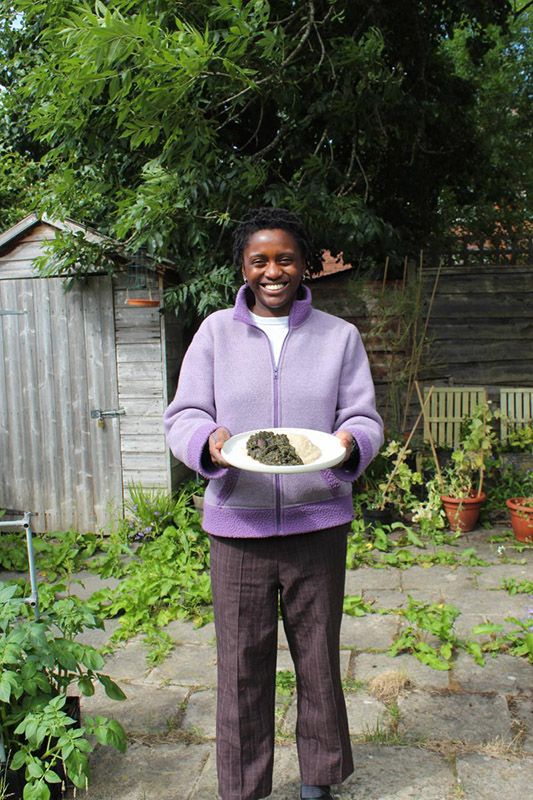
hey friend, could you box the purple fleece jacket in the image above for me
[164,284,384,538]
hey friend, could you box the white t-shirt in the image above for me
[250,312,289,367]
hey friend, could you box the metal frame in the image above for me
[0,509,39,620]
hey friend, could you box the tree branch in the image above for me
[514,0,533,18]
[281,0,315,68]
[250,122,289,160]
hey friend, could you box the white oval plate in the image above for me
[221,427,346,474]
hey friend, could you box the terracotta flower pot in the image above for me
[126,298,159,307]
[440,492,486,533]
[505,497,533,542]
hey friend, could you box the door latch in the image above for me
[91,408,126,428]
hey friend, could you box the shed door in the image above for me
[0,275,122,532]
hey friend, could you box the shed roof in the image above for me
[0,213,178,275]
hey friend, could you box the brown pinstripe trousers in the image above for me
[210,525,354,800]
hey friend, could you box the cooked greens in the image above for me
[247,431,303,466]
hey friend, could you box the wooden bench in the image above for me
[499,387,533,442]
[423,387,487,448]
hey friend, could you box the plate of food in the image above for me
[221,428,346,473]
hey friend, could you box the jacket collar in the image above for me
[233,283,313,328]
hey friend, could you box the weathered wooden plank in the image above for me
[118,362,163,382]
[429,297,533,318]
[116,342,162,363]
[119,417,165,435]
[82,276,123,529]
[0,281,33,511]
[437,363,530,384]
[17,224,57,243]
[0,260,40,279]
[115,328,161,345]
[121,398,165,416]
[122,469,168,488]
[121,435,167,454]
[121,453,168,471]
[118,381,163,398]
[33,280,63,530]
[429,339,533,363]
[426,322,533,340]
[0,241,45,262]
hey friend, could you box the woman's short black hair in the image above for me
[232,207,323,274]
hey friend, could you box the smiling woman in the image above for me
[164,206,384,800]
[241,227,306,317]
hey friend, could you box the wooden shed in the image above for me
[0,214,185,533]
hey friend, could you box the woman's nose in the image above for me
[265,260,282,277]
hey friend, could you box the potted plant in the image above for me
[505,496,533,542]
[357,440,423,530]
[0,581,127,800]
[438,403,498,532]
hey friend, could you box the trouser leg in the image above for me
[210,535,279,800]
[278,526,354,786]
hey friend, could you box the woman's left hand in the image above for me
[335,429,354,463]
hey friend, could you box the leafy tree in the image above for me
[0,0,516,310]
[440,4,533,241]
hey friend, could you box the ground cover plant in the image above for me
[2,458,533,678]
[0,583,127,800]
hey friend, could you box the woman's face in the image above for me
[242,228,306,317]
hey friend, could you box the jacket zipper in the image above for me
[273,333,291,535]
[255,325,291,536]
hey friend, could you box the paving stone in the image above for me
[183,689,217,739]
[190,742,303,800]
[280,690,385,738]
[453,528,508,561]
[511,691,533,752]
[452,651,533,694]
[73,742,213,799]
[340,613,399,650]
[278,621,289,648]
[398,690,512,743]
[400,565,477,592]
[145,644,217,688]
[472,562,533,589]
[337,743,454,799]
[345,693,386,736]
[450,590,529,638]
[161,618,216,645]
[100,639,153,682]
[59,569,121,600]
[456,753,533,800]
[350,652,449,689]
[345,567,401,593]
[361,589,407,610]
[80,682,188,735]
[75,617,122,648]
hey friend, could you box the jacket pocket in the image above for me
[212,467,240,506]
[320,468,341,497]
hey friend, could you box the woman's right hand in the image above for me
[209,427,231,467]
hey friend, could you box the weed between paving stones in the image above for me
[2,489,533,671]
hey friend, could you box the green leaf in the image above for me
[23,780,50,800]
[471,623,505,635]
[10,749,28,771]
[98,674,127,701]
[78,676,95,696]
[27,761,45,779]
[43,770,62,784]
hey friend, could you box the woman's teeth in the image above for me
[263,284,285,291]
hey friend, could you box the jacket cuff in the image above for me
[187,422,230,480]
[332,429,373,482]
